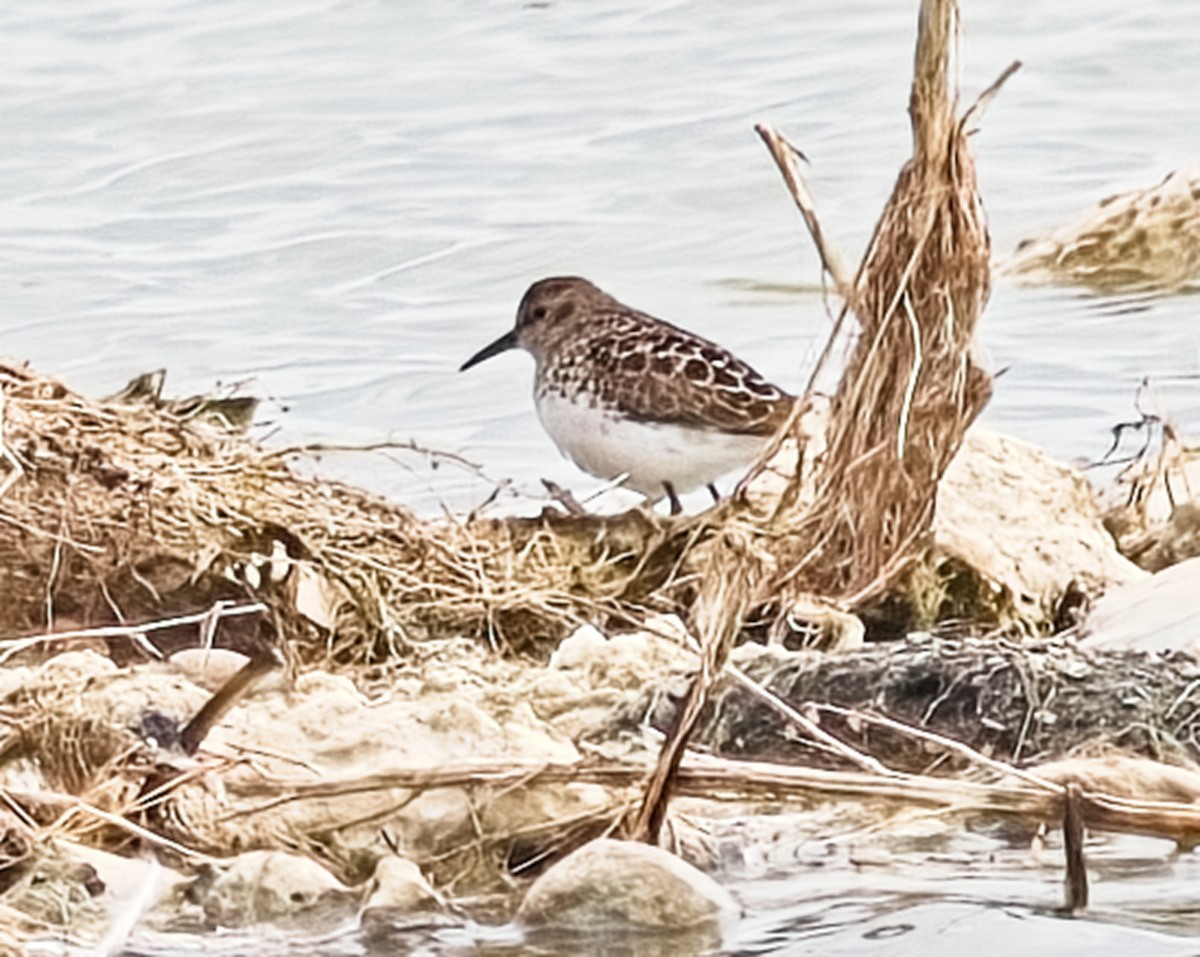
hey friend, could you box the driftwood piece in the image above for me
[211,754,1200,847]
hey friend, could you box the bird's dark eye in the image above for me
[532,306,548,321]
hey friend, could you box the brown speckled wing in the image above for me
[553,308,794,436]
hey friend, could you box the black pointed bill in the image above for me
[460,329,519,372]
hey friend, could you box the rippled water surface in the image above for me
[5,0,1200,951]
[4,0,1198,513]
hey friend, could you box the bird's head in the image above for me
[460,276,602,371]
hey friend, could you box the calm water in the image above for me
[4,0,1200,950]
[3,0,1198,513]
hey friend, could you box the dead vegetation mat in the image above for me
[0,360,701,664]
[696,636,1200,773]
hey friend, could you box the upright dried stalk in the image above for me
[630,530,760,843]
[770,0,993,605]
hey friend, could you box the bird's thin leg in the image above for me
[707,483,720,503]
[664,482,683,516]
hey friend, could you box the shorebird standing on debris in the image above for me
[460,277,794,513]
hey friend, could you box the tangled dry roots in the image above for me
[0,362,693,663]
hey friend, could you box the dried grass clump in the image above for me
[633,4,1008,818]
[716,0,999,625]
[1004,170,1200,293]
[0,362,687,663]
[1099,395,1200,571]
[3,709,136,797]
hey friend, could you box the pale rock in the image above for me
[198,656,590,861]
[848,846,894,867]
[292,669,364,704]
[362,856,440,913]
[0,666,30,699]
[1079,556,1200,654]
[552,622,694,687]
[525,667,579,701]
[550,624,608,669]
[934,428,1146,628]
[168,648,251,692]
[584,632,693,691]
[518,838,739,931]
[390,787,475,855]
[18,651,209,736]
[38,650,119,682]
[481,782,613,838]
[538,623,696,740]
[199,850,352,926]
[425,699,503,739]
[500,702,580,763]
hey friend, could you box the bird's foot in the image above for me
[663,482,683,516]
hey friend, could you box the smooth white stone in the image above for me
[518,838,740,931]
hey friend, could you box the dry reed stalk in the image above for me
[0,775,215,864]
[632,0,1008,847]
[225,757,1045,819]
[213,750,1200,848]
[723,664,895,776]
[1062,783,1089,911]
[814,703,1062,793]
[0,602,266,666]
[755,123,853,299]
[760,0,995,609]
[45,800,217,863]
[630,529,761,843]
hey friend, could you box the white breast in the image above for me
[534,388,769,500]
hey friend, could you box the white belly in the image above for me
[534,390,769,500]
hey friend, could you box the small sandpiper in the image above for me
[460,276,794,513]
